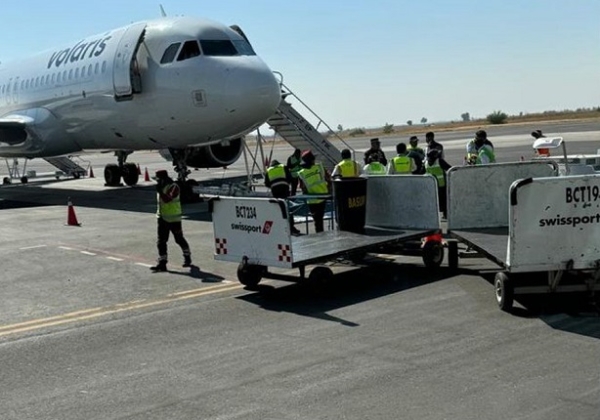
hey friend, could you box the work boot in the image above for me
[150,260,167,272]
[182,255,192,268]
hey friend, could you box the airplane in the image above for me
[0,14,281,192]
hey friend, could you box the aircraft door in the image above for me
[113,22,146,100]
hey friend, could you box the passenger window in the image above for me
[200,40,238,56]
[160,43,181,64]
[102,61,107,73]
[69,69,73,80]
[232,40,256,56]
[88,64,93,77]
[95,63,99,74]
[177,41,201,61]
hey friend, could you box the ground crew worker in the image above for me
[473,131,496,165]
[362,154,387,176]
[286,148,302,196]
[298,150,330,233]
[387,143,417,175]
[265,160,300,235]
[425,149,452,219]
[151,170,192,272]
[466,130,494,164]
[364,137,388,166]
[425,131,444,159]
[407,136,425,174]
[331,149,362,178]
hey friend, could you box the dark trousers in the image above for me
[157,218,190,261]
[308,201,326,233]
[438,186,447,218]
[290,177,299,197]
[272,185,296,232]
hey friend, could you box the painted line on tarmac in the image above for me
[19,245,47,250]
[106,256,124,262]
[80,251,97,256]
[0,283,243,338]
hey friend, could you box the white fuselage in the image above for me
[0,16,281,158]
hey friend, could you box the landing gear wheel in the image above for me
[104,164,122,187]
[122,163,139,186]
[3,177,11,185]
[494,272,514,312]
[308,266,334,288]
[422,240,444,269]
[20,176,28,184]
[237,262,265,288]
[178,179,200,204]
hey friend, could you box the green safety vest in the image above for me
[392,155,412,174]
[266,164,288,188]
[157,183,182,223]
[365,161,387,175]
[288,155,301,178]
[408,146,425,157]
[425,161,446,187]
[335,159,359,177]
[298,163,329,204]
[476,145,496,165]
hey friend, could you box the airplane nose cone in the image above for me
[224,62,281,131]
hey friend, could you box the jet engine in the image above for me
[160,138,244,168]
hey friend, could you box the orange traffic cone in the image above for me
[88,166,95,178]
[137,163,141,175]
[66,198,81,226]
[144,167,150,182]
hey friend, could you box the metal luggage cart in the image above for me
[210,175,443,288]
[446,161,600,311]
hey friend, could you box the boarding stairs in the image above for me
[266,78,353,172]
[43,157,88,178]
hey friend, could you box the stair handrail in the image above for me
[272,72,355,159]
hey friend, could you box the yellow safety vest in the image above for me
[267,164,288,188]
[392,155,412,174]
[425,162,446,187]
[157,183,182,222]
[334,159,359,177]
[298,163,329,204]
[288,156,301,178]
[365,161,387,175]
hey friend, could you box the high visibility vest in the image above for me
[267,164,288,189]
[426,161,446,187]
[365,161,387,175]
[298,163,328,204]
[157,183,182,222]
[476,145,496,165]
[392,155,412,174]
[408,146,425,158]
[288,155,301,178]
[334,159,359,178]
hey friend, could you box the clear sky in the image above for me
[1,1,598,129]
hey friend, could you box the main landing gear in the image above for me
[168,148,200,203]
[103,151,139,187]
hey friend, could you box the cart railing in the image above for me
[447,161,559,231]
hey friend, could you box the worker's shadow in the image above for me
[238,261,457,326]
[165,265,225,283]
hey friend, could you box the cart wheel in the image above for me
[422,240,444,269]
[308,266,334,287]
[494,272,514,312]
[237,262,264,288]
[448,240,459,271]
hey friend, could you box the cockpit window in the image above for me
[160,43,181,64]
[232,40,256,56]
[200,40,238,56]
[177,40,201,61]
